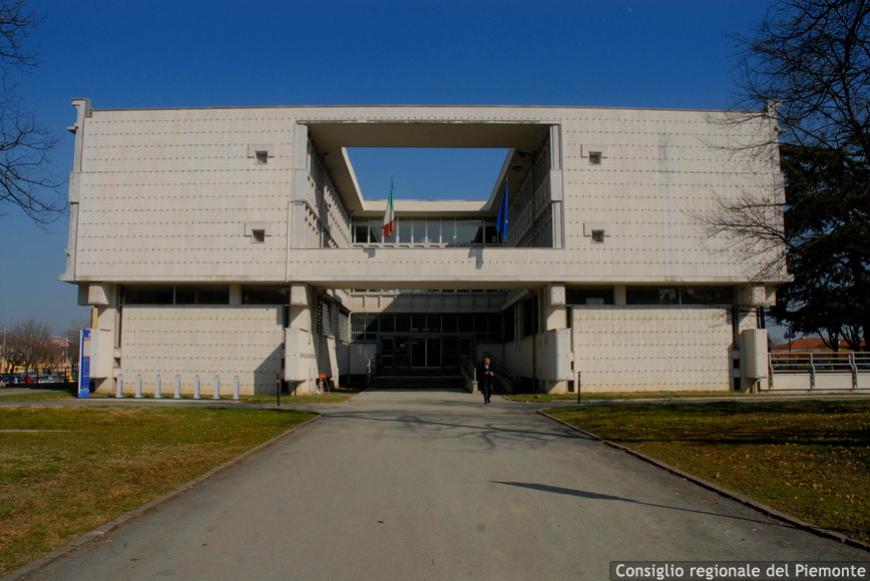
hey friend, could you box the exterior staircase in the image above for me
[368,375,465,390]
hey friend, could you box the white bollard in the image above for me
[155,374,162,399]
[115,374,124,398]
[213,375,221,400]
[233,376,240,401]
[193,375,201,400]
[135,374,143,399]
[174,374,182,399]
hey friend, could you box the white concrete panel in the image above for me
[120,306,284,394]
[68,104,785,285]
[572,307,733,392]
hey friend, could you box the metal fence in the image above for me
[768,351,869,390]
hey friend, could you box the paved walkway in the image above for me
[21,390,867,580]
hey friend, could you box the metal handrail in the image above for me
[460,356,477,382]
[769,351,869,373]
[366,355,377,386]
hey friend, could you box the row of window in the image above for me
[122,286,289,305]
[352,218,501,246]
[350,288,504,295]
[566,286,733,306]
[351,312,504,342]
[122,285,732,312]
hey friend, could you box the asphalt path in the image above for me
[19,390,868,580]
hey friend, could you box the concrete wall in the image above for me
[118,306,284,395]
[66,104,785,286]
[571,307,740,392]
[502,330,572,385]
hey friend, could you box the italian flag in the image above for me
[382,179,396,238]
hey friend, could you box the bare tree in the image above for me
[62,319,88,371]
[705,0,869,349]
[6,319,52,373]
[0,0,62,223]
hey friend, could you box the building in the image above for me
[62,100,786,395]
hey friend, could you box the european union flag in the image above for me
[496,178,509,242]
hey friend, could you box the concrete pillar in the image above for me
[229,284,242,305]
[287,283,317,394]
[544,284,567,331]
[614,285,627,306]
[88,283,119,394]
[543,284,569,394]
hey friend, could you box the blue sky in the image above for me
[0,0,772,333]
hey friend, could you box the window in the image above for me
[681,286,733,305]
[588,151,602,165]
[242,286,288,304]
[122,285,231,305]
[502,306,516,342]
[627,287,678,305]
[626,286,733,305]
[591,229,605,243]
[354,223,370,244]
[122,286,173,305]
[398,218,413,244]
[175,286,230,305]
[567,287,614,305]
[351,314,377,341]
[251,229,266,243]
[255,150,268,165]
[521,296,539,337]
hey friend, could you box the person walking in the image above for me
[478,356,495,405]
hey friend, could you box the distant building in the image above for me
[62,100,785,395]
[771,337,866,352]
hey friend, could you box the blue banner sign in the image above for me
[78,328,91,398]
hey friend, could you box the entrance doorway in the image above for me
[354,311,502,376]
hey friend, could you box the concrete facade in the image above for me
[63,100,786,395]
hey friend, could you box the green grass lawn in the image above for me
[0,406,314,575]
[544,401,870,543]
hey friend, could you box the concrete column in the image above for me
[287,283,317,394]
[614,285,627,306]
[88,283,119,394]
[543,283,569,394]
[229,284,242,305]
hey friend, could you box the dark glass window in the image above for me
[123,286,173,305]
[175,286,229,305]
[379,314,395,333]
[175,286,196,304]
[626,287,678,305]
[566,287,614,305]
[681,286,733,305]
[455,219,478,245]
[351,314,376,341]
[472,223,485,244]
[442,313,458,333]
[395,314,411,332]
[354,224,369,244]
[502,307,515,342]
[398,219,412,244]
[242,286,288,305]
[627,286,733,305]
[484,222,499,244]
[521,297,538,337]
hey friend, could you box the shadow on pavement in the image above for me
[491,480,795,530]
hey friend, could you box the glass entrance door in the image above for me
[380,335,411,371]
[411,337,442,368]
